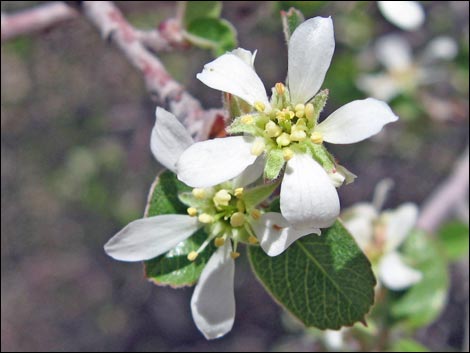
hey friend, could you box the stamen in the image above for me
[230,251,241,260]
[213,189,231,208]
[230,212,246,227]
[187,251,198,261]
[275,82,285,95]
[236,200,245,213]
[192,188,206,199]
[265,121,282,137]
[305,103,314,121]
[310,131,324,144]
[295,103,305,118]
[198,213,214,224]
[214,237,225,247]
[234,188,244,198]
[251,139,265,156]
[290,129,307,142]
[251,209,261,220]
[241,114,254,124]
[254,101,266,112]
[276,132,291,147]
[283,148,294,161]
[187,207,198,217]
[248,235,259,244]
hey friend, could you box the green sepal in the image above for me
[264,149,285,180]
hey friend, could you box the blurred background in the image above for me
[1,1,468,351]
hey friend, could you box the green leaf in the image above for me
[183,1,222,25]
[389,338,430,352]
[243,181,280,210]
[185,18,237,56]
[280,7,305,42]
[390,231,449,328]
[438,221,469,261]
[265,149,285,180]
[249,220,376,330]
[144,171,215,287]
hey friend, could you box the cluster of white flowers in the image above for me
[104,16,400,340]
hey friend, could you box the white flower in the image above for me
[342,180,422,290]
[377,1,425,31]
[177,17,398,230]
[105,107,320,339]
[357,34,458,102]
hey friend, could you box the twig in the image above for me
[417,146,469,233]
[1,2,78,42]
[80,1,219,141]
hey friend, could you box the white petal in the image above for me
[104,215,200,262]
[422,36,458,62]
[324,330,344,350]
[356,73,401,102]
[378,1,425,31]
[288,17,335,105]
[375,34,413,72]
[343,217,374,252]
[281,154,340,229]
[232,156,264,188]
[191,244,235,340]
[177,136,258,188]
[315,98,399,144]
[378,252,422,290]
[384,203,418,252]
[252,212,320,256]
[196,52,269,107]
[231,48,257,67]
[150,107,194,173]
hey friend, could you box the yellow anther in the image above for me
[192,188,206,199]
[230,251,241,260]
[241,114,254,124]
[248,235,259,244]
[276,132,291,147]
[213,189,231,208]
[214,237,225,247]
[295,104,305,118]
[198,213,214,224]
[234,188,244,198]
[254,101,266,112]
[251,139,265,156]
[305,103,314,121]
[187,251,198,261]
[276,108,295,121]
[187,207,198,217]
[230,212,246,227]
[251,209,261,220]
[290,130,307,142]
[275,82,285,95]
[310,131,324,144]
[265,120,282,138]
[283,148,294,161]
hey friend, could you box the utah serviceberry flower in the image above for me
[177,16,398,231]
[341,180,422,290]
[105,107,320,339]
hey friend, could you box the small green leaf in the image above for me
[390,231,449,328]
[185,18,237,56]
[249,220,376,330]
[438,221,469,261]
[183,1,222,25]
[281,7,305,42]
[265,149,285,180]
[389,339,430,352]
[243,181,280,210]
[144,171,215,287]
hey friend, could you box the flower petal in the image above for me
[315,98,399,144]
[196,52,269,107]
[280,154,340,229]
[378,252,422,290]
[231,48,257,67]
[104,215,200,262]
[252,212,320,256]
[150,107,194,173]
[232,156,264,188]
[422,36,458,62]
[288,17,335,105]
[378,1,425,31]
[384,203,418,252]
[177,136,258,188]
[375,34,413,72]
[356,73,401,102]
[343,216,374,252]
[191,243,235,340]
